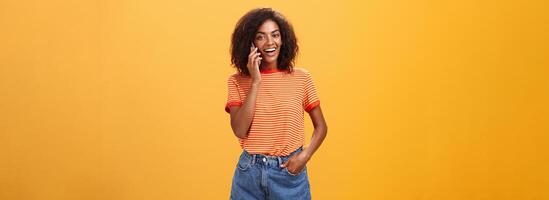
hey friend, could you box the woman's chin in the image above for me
[263,57,278,64]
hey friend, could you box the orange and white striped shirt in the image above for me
[225,67,320,156]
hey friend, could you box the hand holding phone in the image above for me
[251,43,262,66]
[248,42,262,84]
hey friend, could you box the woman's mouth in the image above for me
[263,47,277,57]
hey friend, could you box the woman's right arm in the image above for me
[229,46,262,139]
[229,82,259,139]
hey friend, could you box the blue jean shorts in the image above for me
[230,146,311,200]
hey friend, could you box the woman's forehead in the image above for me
[256,20,279,34]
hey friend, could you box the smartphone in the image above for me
[251,42,261,66]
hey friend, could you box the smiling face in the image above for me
[253,19,282,66]
[231,8,298,76]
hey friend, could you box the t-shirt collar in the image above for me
[260,68,282,74]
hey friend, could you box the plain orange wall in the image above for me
[1,0,548,199]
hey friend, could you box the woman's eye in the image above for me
[273,33,280,38]
[256,36,264,40]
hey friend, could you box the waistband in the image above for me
[242,146,303,166]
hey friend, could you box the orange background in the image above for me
[1,0,548,199]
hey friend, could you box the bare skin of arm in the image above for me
[229,46,262,139]
[281,105,328,174]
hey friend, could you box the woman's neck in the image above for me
[260,62,277,71]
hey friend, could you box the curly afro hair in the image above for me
[230,8,299,76]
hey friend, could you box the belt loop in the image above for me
[277,156,282,167]
[252,155,256,165]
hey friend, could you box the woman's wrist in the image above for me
[301,148,313,161]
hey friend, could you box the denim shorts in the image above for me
[230,147,311,200]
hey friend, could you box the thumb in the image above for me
[280,160,289,168]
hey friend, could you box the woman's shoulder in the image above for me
[227,71,245,79]
[227,71,251,83]
[292,67,312,76]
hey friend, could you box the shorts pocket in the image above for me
[236,153,252,171]
[284,165,306,176]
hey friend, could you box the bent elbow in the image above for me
[318,124,328,138]
[234,130,247,139]
[231,126,248,139]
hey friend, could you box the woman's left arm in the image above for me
[281,105,327,172]
[302,105,328,159]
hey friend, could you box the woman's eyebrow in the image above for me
[256,30,280,34]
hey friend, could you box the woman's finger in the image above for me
[249,49,260,66]
[251,52,260,65]
[280,157,293,168]
[248,48,257,57]
[248,47,257,62]
[257,57,262,66]
[248,47,256,63]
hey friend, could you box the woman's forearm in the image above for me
[302,106,328,160]
[303,124,327,160]
[231,82,261,139]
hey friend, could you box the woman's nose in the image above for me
[266,36,274,45]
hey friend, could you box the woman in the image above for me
[225,8,327,200]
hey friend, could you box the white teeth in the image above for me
[265,48,276,52]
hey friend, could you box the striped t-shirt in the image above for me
[225,67,320,156]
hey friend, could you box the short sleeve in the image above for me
[225,75,243,113]
[303,71,320,113]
